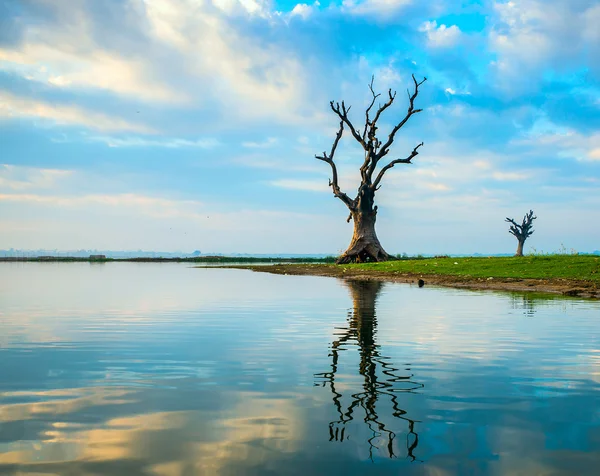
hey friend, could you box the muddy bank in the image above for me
[215,264,600,299]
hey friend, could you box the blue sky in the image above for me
[1,0,599,255]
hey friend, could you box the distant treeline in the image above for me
[0,256,338,263]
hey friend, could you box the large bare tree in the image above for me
[506,210,536,257]
[316,75,427,264]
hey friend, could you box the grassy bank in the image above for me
[224,255,600,299]
[354,255,600,282]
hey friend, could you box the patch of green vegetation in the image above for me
[352,255,600,281]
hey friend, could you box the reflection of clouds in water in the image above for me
[1,263,344,311]
[5,382,598,474]
[0,263,346,347]
[0,391,306,475]
[0,387,136,423]
[421,415,600,475]
[375,285,600,382]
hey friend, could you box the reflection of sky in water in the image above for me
[0,262,599,475]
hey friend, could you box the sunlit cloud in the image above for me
[488,0,600,89]
[242,137,278,148]
[88,136,220,149]
[424,182,452,191]
[0,44,186,104]
[419,21,462,48]
[0,164,73,191]
[514,122,600,162]
[142,0,319,123]
[342,0,413,17]
[269,179,329,192]
[492,171,529,181]
[0,192,204,220]
[290,3,319,19]
[0,92,154,133]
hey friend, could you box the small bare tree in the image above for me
[316,74,426,264]
[506,210,536,257]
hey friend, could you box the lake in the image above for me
[1,263,599,475]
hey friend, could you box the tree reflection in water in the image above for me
[511,294,537,317]
[314,280,423,461]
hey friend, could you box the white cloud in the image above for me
[142,0,317,123]
[514,119,600,161]
[0,165,73,191]
[342,0,413,17]
[233,155,323,173]
[269,179,329,192]
[0,91,154,133]
[374,146,544,206]
[419,21,461,48]
[424,182,452,191]
[589,148,600,161]
[492,171,529,181]
[212,0,271,16]
[290,3,318,19]
[0,44,185,104]
[0,192,204,220]
[88,136,220,149]
[445,87,471,96]
[489,0,600,89]
[0,0,327,128]
[242,137,278,148]
[0,190,346,253]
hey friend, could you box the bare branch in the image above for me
[364,88,397,181]
[356,77,399,182]
[371,89,396,128]
[372,142,424,190]
[315,120,355,210]
[376,74,427,161]
[330,101,366,149]
[363,75,381,141]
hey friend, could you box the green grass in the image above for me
[352,255,600,281]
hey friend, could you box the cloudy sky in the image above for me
[1,0,599,255]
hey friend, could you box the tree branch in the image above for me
[372,142,424,190]
[363,76,381,142]
[371,88,396,130]
[330,101,366,149]
[364,87,397,180]
[506,210,536,240]
[376,75,426,161]
[316,120,355,210]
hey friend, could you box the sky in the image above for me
[0,0,599,255]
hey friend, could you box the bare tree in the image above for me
[506,210,536,257]
[316,75,427,264]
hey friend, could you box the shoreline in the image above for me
[216,264,600,299]
[0,257,333,264]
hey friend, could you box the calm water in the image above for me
[1,263,599,475]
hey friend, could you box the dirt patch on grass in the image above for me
[214,264,600,299]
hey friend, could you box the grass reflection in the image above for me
[315,280,423,461]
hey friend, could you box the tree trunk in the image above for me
[515,239,524,257]
[337,186,391,264]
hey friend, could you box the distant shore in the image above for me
[216,256,600,299]
[0,256,335,263]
